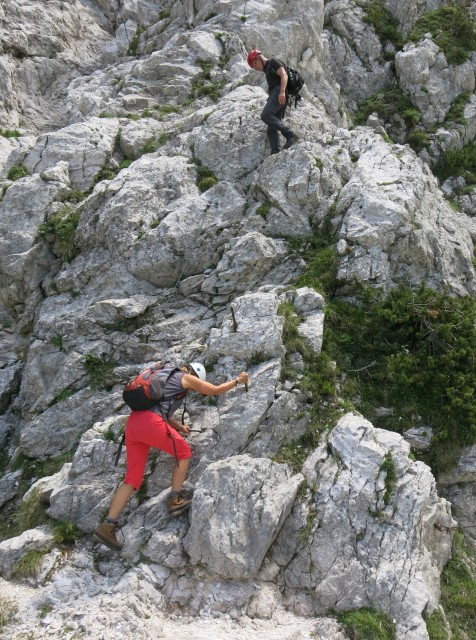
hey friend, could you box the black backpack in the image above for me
[284,64,304,107]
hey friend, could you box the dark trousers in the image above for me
[260,86,293,153]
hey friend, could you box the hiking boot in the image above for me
[270,149,280,155]
[94,521,123,552]
[167,489,193,516]
[283,135,299,149]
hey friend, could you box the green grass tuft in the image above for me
[336,607,396,639]
[409,6,476,65]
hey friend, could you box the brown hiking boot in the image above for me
[167,489,193,516]
[283,135,299,149]
[94,521,123,551]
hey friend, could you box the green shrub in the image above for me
[94,165,117,183]
[409,6,476,65]
[436,532,476,637]
[189,58,226,102]
[38,206,81,262]
[256,202,271,219]
[84,354,116,389]
[445,91,471,125]
[158,7,171,19]
[433,141,476,184]
[0,489,49,542]
[380,452,396,504]
[294,244,339,297]
[363,0,403,49]
[51,335,62,349]
[153,104,180,116]
[7,163,29,181]
[407,130,430,153]
[64,189,86,203]
[0,129,20,138]
[425,608,448,640]
[353,87,420,129]
[52,389,73,404]
[127,25,145,56]
[38,602,53,619]
[141,133,169,155]
[323,285,476,473]
[119,158,133,170]
[336,607,396,640]
[191,159,219,192]
[11,550,48,579]
[52,520,82,546]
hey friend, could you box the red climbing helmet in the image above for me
[247,49,261,67]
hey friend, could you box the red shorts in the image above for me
[124,411,192,490]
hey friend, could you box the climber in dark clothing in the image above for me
[247,49,299,155]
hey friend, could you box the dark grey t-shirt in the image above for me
[264,58,285,93]
[149,369,187,421]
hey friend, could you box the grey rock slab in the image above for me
[0,526,54,577]
[207,291,285,360]
[183,454,304,579]
[47,418,127,531]
[0,469,22,508]
[23,118,121,191]
[286,413,455,640]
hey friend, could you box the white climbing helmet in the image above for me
[189,362,206,381]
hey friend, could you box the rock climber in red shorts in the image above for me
[94,362,249,551]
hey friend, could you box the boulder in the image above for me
[183,454,304,579]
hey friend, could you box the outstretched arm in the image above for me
[182,372,249,396]
[276,66,288,104]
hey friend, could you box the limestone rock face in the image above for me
[0,0,111,132]
[283,414,455,640]
[183,455,304,579]
[0,0,474,638]
[335,130,476,296]
[395,39,475,127]
[439,446,476,543]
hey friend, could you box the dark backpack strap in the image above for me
[165,423,180,467]
[114,433,125,467]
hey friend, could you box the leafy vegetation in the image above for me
[141,133,169,155]
[52,520,82,546]
[426,532,476,639]
[445,91,471,125]
[12,454,73,493]
[0,128,20,138]
[83,354,116,389]
[153,104,180,117]
[409,6,476,65]
[274,230,475,475]
[433,141,476,185]
[336,607,396,639]
[127,25,145,56]
[256,202,271,219]
[7,163,29,181]
[189,57,226,102]
[286,233,340,298]
[158,7,171,20]
[323,284,476,473]
[380,452,396,505]
[190,158,219,192]
[353,86,420,130]
[0,489,49,542]
[11,550,49,579]
[38,206,81,262]
[362,0,403,49]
